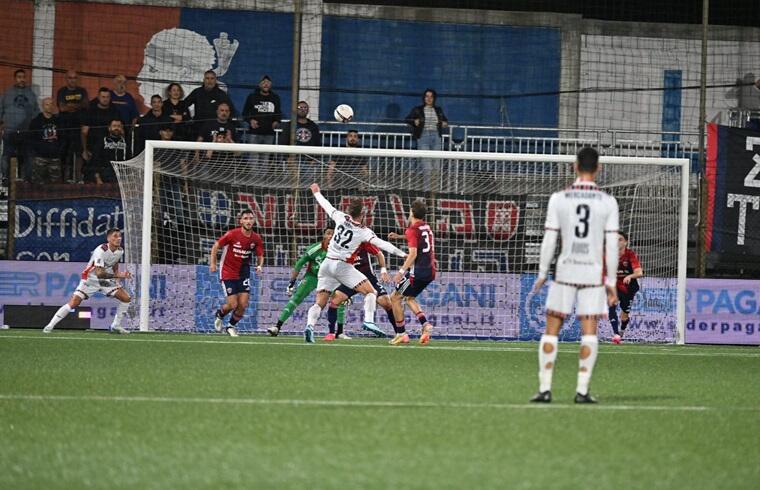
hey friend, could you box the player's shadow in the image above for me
[602,394,681,403]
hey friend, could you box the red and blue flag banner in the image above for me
[705,123,760,256]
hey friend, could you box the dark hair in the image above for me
[238,208,254,219]
[347,129,359,135]
[217,102,230,111]
[109,118,123,126]
[348,198,363,219]
[98,86,110,94]
[151,94,162,102]
[422,88,437,104]
[411,200,427,220]
[13,69,24,77]
[323,226,335,234]
[576,147,599,173]
[204,70,217,77]
[106,228,121,237]
[165,82,184,99]
[619,230,629,241]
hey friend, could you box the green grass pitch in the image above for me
[1,330,758,489]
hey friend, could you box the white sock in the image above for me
[306,304,323,327]
[46,304,73,329]
[576,335,599,395]
[538,334,559,393]
[363,293,377,323]
[111,301,129,328]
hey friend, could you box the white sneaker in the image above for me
[214,316,223,333]
[337,333,351,340]
[225,326,239,337]
[111,325,129,335]
[42,325,54,334]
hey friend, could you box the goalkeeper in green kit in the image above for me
[267,227,348,338]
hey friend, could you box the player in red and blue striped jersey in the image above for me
[389,200,437,345]
[209,209,264,337]
[610,231,643,344]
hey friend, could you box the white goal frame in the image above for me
[139,141,689,343]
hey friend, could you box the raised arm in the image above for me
[310,183,339,221]
[368,235,406,258]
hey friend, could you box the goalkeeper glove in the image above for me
[287,280,297,297]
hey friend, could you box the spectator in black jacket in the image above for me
[28,97,63,184]
[405,88,448,150]
[86,118,131,184]
[163,83,191,140]
[405,89,448,188]
[138,94,172,152]
[242,74,282,145]
[185,70,234,130]
[279,101,320,146]
[81,87,122,165]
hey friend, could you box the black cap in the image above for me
[260,74,271,82]
[215,127,228,134]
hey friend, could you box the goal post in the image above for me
[114,141,689,343]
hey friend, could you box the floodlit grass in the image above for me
[1,330,758,489]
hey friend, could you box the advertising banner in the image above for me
[685,278,760,345]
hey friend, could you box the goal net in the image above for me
[112,142,688,343]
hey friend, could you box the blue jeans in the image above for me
[416,130,441,189]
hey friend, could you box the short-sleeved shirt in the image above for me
[57,86,88,111]
[617,248,642,295]
[405,220,436,281]
[81,243,123,281]
[544,180,619,286]
[217,228,264,281]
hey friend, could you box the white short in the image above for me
[545,282,607,318]
[74,278,121,300]
[317,259,370,293]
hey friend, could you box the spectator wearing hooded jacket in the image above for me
[243,74,282,145]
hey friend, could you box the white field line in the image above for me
[2,393,755,413]
[1,332,758,358]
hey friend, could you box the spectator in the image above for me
[110,74,139,126]
[86,118,131,184]
[279,101,320,146]
[405,88,448,151]
[56,70,88,182]
[327,129,368,188]
[185,70,234,127]
[196,102,238,143]
[163,83,190,140]
[243,74,281,145]
[81,87,122,168]
[27,97,62,184]
[405,88,448,187]
[0,69,39,182]
[138,94,171,151]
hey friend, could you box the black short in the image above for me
[395,274,433,298]
[222,278,251,296]
[618,289,639,314]
[337,273,387,298]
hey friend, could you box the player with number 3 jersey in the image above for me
[530,147,619,404]
[303,183,406,343]
[388,200,437,345]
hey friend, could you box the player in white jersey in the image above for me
[530,148,619,404]
[304,183,407,343]
[43,228,132,334]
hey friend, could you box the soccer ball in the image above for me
[334,104,354,122]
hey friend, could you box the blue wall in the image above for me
[320,16,561,128]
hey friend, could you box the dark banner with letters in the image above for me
[14,199,125,262]
[706,124,760,257]
[158,187,527,273]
